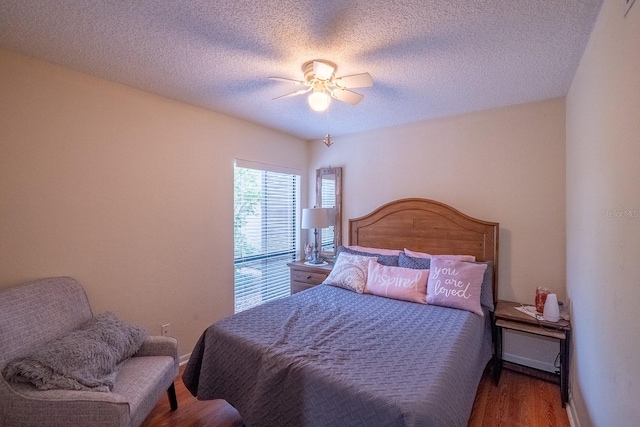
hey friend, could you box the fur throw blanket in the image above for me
[3,312,147,392]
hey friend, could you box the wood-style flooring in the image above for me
[142,365,570,427]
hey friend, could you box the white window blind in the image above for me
[234,162,300,313]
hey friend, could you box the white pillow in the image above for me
[325,252,377,293]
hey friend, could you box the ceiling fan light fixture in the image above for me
[271,59,371,113]
[308,87,331,112]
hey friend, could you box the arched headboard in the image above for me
[349,198,499,304]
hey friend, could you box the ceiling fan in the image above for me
[269,60,373,112]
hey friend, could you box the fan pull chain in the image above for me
[323,107,333,147]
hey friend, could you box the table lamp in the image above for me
[301,207,331,265]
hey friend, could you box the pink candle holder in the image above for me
[535,287,550,313]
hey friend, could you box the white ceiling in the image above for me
[0,0,603,140]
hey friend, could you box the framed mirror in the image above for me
[316,167,342,259]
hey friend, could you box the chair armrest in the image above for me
[134,336,179,371]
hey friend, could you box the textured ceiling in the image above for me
[0,0,603,140]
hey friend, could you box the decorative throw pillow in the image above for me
[365,260,428,304]
[347,245,401,256]
[338,245,399,266]
[398,252,431,270]
[325,252,378,293]
[404,248,476,262]
[426,258,487,316]
[477,261,495,311]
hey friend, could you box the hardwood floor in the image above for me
[468,369,570,427]
[143,366,570,427]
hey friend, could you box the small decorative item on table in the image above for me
[543,293,560,322]
[304,243,313,261]
[535,286,550,313]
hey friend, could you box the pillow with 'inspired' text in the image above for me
[365,260,428,304]
[426,258,487,316]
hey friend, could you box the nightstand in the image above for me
[287,260,333,294]
[493,300,571,407]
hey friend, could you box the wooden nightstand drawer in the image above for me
[291,270,327,285]
[291,281,319,294]
[287,261,333,294]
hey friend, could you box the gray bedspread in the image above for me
[183,285,492,427]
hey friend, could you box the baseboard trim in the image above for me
[567,397,580,427]
[179,352,191,366]
[501,360,560,385]
[503,352,557,373]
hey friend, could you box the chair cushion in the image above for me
[0,379,129,426]
[1,354,176,427]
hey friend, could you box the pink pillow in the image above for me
[365,260,428,304]
[426,258,487,316]
[404,248,476,262]
[348,245,401,256]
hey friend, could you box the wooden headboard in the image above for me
[349,198,499,303]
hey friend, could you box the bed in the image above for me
[183,198,499,426]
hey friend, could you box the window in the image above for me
[234,161,300,313]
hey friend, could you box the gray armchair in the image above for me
[0,277,179,427]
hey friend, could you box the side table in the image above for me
[287,260,333,294]
[493,300,571,407]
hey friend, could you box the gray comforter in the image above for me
[183,285,492,427]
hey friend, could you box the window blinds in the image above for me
[234,163,300,313]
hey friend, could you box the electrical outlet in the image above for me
[161,323,171,337]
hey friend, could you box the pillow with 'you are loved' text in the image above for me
[426,258,487,316]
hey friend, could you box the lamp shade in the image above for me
[301,208,331,229]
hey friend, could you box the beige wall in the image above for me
[566,0,640,425]
[0,48,307,359]
[310,98,567,304]
[9,6,638,421]
[309,99,567,372]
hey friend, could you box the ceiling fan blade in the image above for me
[331,88,364,105]
[273,87,311,100]
[334,72,373,89]
[268,77,307,86]
[313,61,335,80]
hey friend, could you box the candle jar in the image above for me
[535,287,550,313]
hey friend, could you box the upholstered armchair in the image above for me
[0,277,179,427]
